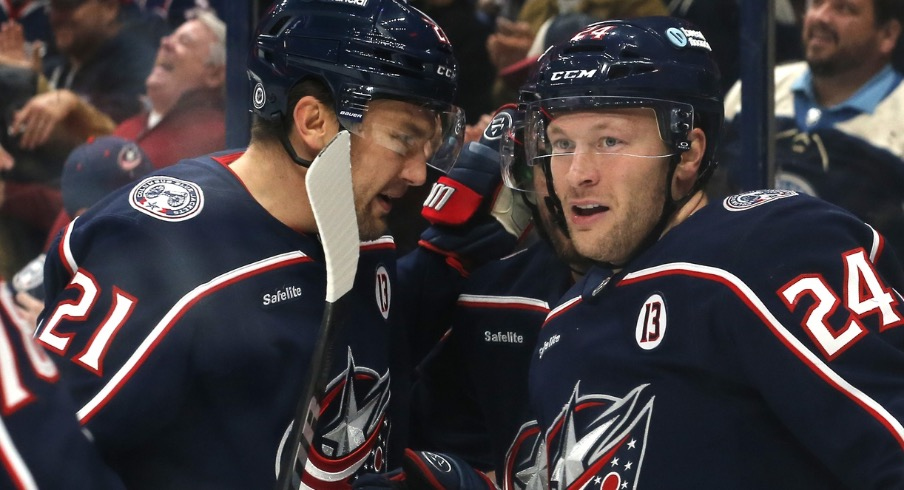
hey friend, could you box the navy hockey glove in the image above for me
[352,449,498,490]
[419,105,531,273]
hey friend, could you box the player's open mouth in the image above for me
[377,194,393,212]
[572,204,607,217]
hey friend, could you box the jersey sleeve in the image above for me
[722,199,904,486]
[37,214,199,446]
[0,285,125,489]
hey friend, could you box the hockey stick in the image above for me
[275,130,359,490]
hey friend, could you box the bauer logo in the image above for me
[326,0,368,5]
[129,176,203,222]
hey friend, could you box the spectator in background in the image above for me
[35,9,226,247]
[0,0,53,64]
[2,8,225,277]
[10,7,225,167]
[3,135,153,329]
[667,0,804,94]
[0,0,156,275]
[111,8,225,169]
[14,0,156,137]
[719,0,904,258]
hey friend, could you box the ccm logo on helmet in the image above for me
[550,69,597,81]
[437,65,455,78]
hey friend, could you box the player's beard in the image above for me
[568,172,668,267]
[356,201,387,242]
[533,195,593,275]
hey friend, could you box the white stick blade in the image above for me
[305,130,359,302]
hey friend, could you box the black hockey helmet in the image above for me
[509,16,723,191]
[248,0,465,171]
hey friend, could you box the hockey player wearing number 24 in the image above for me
[33,0,465,489]
[518,17,904,489]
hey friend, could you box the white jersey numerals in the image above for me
[779,249,904,359]
[37,271,136,374]
[0,314,58,413]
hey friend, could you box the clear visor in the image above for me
[338,97,465,173]
[504,96,693,191]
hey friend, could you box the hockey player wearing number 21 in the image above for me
[513,17,904,489]
[33,0,465,489]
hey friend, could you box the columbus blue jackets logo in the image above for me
[129,176,204,221]
[118,142,145,173]
[546,383,653,490]
[723,189,797,212]
[301,350,391,488]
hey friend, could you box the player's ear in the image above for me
[290,96,340,154]
[671,127,705,199]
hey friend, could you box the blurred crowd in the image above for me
[3,0,904,292]
[2,0,904,488]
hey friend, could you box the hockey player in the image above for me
[35,1,465,488]
[401,104,591,487]
[512,16,904,488]
[0,287,125,489]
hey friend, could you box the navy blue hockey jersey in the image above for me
[527,190,904,489]
[37,154,398,489]
[409,240,573,480]
[0,283,124,490]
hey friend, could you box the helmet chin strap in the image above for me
[278,116,315,168]
[540,160,571,239]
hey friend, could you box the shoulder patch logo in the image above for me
[129,176,204,222]
[723,189,797,212]
[635,293,666,350]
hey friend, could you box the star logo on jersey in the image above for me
[547,383,653,490]
[129,176,204,222]
[301,349,391,488]
[723,189,797,212]
[505,420,548,490]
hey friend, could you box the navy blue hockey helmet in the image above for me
[508,16,723,191]
[248,0,465,171]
